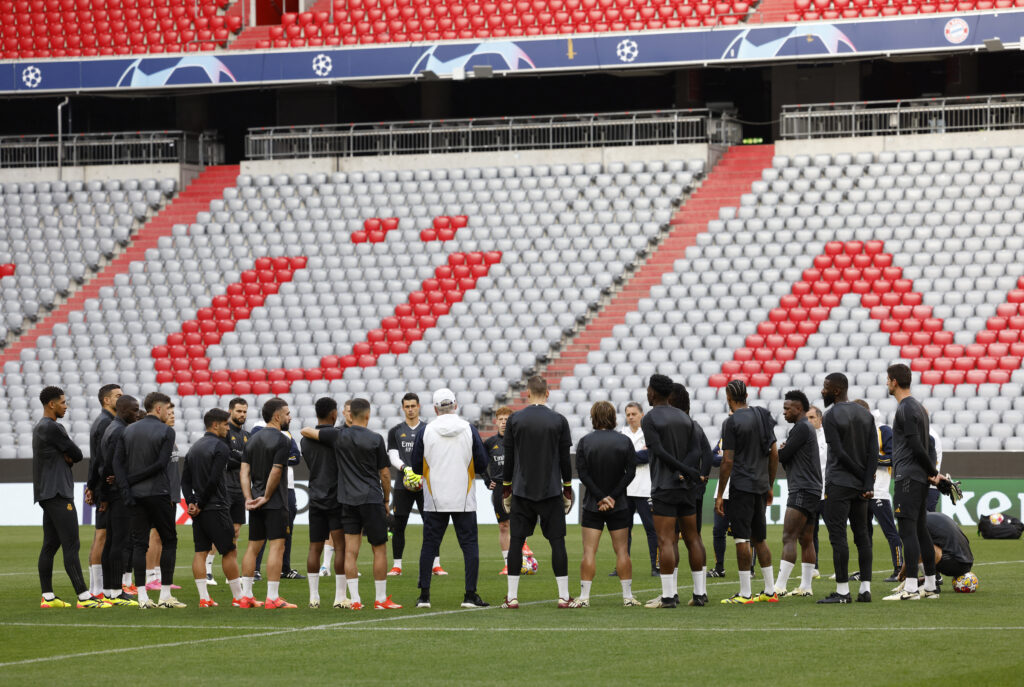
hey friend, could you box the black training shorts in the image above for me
[726,489,767,541]
[651,487,697,518]
[230,499,246,526]
[309,505,344,542]
[580,507,632,532]
[491,488,509,523]
[787,488,820,519]
[893,479,929,521]
[192,509,236,554]
[936,556,972,578]
[341,503,389,546]
[509,494,566,540]
[248,507,288,541]
[95,505,109,529]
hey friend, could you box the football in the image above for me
[521,555,539,575]
[953,572,978,593]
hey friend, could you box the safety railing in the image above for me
[0,130,224,168]
[780,94,1024,139]
[245,109,738,159]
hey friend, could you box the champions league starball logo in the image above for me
[410,41,536,77]
[312,53,333,77]
[722,24,856,60]
[116,56,237,88]
[21,65,41,89]
[616,39,639,63]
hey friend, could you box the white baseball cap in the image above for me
[433,388,456,407]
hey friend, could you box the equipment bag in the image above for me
[977,513,1024,539]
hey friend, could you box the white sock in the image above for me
[433,557,441,569]
[672,567,678,594]
[267,581,280,600]
[335,575,348,604]
[556,575,569,600]
[621,578,632,599]
[146,568,158,583]
[348,578,361,604]
[195,578,209,601]
[837,581,850,595]
[696,568,707,596]
[122,572,132,587]
[105,588,118,598]
[159,584,172,602]
[801,563,815,590]
[308,575,320,603]
[579,579,592,600]
[375,579,387,603]
[502,550,508,564]
[89,564,102,596]
[393,558,402,570]
[137,587,150,604]
[691,570,704,597]
[661,573,673,599]
[905,576,919,593]
[860,581,871,594]
[78,590,91,601]
[206,553,215,576]
[323,544,334,568]
[777,560,795,591]
[739,571,752,598]
[241,576,253,598]
[228,578,242,600]
[42,592,55,601]
[760,565,774,594]
[924,574,936,592]
[507,575,520,599]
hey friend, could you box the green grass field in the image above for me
[1,523,1022,685]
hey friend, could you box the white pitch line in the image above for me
[3,557,1019,668]
[320,625,1024,633]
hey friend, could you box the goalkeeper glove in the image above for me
[502,483,512,513]
[402,465,422,490]
[562,483,575,515]
[937,473,964,505]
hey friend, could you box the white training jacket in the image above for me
[410,413,489,513]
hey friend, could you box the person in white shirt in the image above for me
[617,402,659,578]
[408,389,490,610]
[854,400,902,583]
[807,406,828,578]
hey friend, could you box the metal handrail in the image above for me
[0,130,225,168]
[780,94,1024,139]
[246,109,737,160]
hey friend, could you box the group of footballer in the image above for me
[31,361,963,611]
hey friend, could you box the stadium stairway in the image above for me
[501,144,775,411]
[752,0,798,21]
[0,165,240,368]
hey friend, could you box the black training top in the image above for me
[242,427,290,510]
[503,404,573,501]
[926,512,973,566]
[483,432,505,485]
[320,425,389,507]
[87,409,114,495]
[181,432,231,511]
[32,417,83,503]
[892,396,937,485]
[119,415,175,499]
[779,418,822,495]
[721,406,775,494]
[642,405,697,497]
[101,418,130,502]
[823,401,879,492]
[387,421,423,492]
[223,422,249,502]
[302,424,339,510]
[575,429,637,513]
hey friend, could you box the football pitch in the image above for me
[1,524,1022,685]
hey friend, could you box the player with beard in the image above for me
[817,373,878,605]
[773,390,821,597]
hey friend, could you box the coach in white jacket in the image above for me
[409,388,491,609]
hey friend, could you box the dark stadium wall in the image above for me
[2,51,1024,163]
